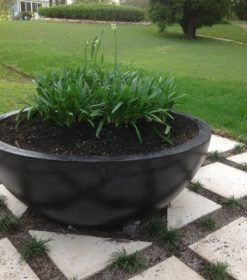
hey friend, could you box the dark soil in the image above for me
[0,114,198,156]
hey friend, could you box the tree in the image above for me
[232,0,247,20]
[0,0,14,14]
[149,0,229,39]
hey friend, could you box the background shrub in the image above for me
[38,4,145,22]
[232,0,247,20]
[0,14,11,21]
[149,0,229,39]
[15,11,33,20]
[0,0,13,20]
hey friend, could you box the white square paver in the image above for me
[208,135,240,153]
[167,189,221,229]
[29,230,152,280]
[128,256,204,280]
[192,162,247,198]
[227,152,247,165]
[0,184,27,218]
[0,238,40,280]
[189,217,247,280]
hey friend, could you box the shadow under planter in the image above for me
[0,112,211,227]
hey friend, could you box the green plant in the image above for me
[234,144,245,153]
[199,217,217,230]
[149,0,229,38]
[0,0,14,15]
[240,163,247,171]
[142,218,181,249]
[17,29,180,144]
[38,4,145,22]
[110,248,146,273]
[219,18,230,24]
[0,14,11,22]
[0,195,6,206]
[21,237,50,262]
[190,180,203,193]
[142,217,164,239]
[0,215,18,233]
[159,228,180,249]
[208,151,221,161]
[205,262,229,280]
[15,11,33,20]
[224,196,244,208]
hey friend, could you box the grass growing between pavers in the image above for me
[240,163,247,171]
[233,144,246,153]
[0,21,247,140]
[208,151,221,161]
[142,219,181,249]
[199,217,217,231]
[190,181,203,193]
[0,195,6,206]
[0,214,18,233]
[110,249,146,273]
[224,196,244,209]
[21,237,50,262]
[205,262,229,280]
[142,218,164,239]
[158,228,181,249]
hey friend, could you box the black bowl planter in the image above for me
[0,111,211,227]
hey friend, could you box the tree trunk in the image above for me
[181,20,196,39]
[49,0,52,7]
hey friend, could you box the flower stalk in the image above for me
[111,23,118,73]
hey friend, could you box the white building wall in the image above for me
[11,0,76,17]
[12,0,49,16]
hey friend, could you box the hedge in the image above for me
[38,4,145,22]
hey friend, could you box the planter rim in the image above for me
[0,110,211,162]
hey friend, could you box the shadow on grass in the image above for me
[155,30,225,45]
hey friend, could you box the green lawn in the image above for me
[231,20,247,33]
[0,21,246,141]
[0,64,33,113]
[166,22,247,43]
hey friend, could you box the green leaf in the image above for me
[96,119,105,138]
[131,121,142,144]
[111,102,123,114]
[164,124,171,135]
